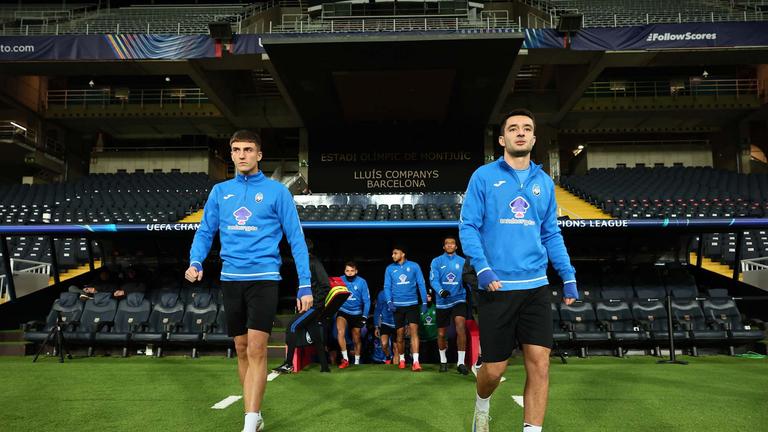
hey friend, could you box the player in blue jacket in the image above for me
[336,261,370,368]
[383,245,428,371]
[184,130,312,432]
[429,236,469,375]
[460,109,578,432]
[373,289,398,364]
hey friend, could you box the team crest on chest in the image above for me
[532,184,541,197]
[255,192,264,203]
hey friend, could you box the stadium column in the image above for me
[484,126,495,164]
[738,119,751,174]
[299,128,309,182]
[533,124,559,180]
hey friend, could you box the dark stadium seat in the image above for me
[205,304,234,357]
[168,292,218,357]
[132,291,184,357]
[671,299,727,355]
[595,300,645,356]
[559,302,609,357]
[701,295,765,355]
[66,292,118,356]
[551,303,571,344]
[94,292,152,357]
[24,292,84,344]
[631,300,688,356]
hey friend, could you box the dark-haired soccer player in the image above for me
[185,130,312,432]
[460,109,578,432]
[430,236,468,374]
[336,261,370,368]
[383,245,428,371]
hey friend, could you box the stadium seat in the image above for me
[559,302,609,357]
[595,300,645,357]
[671,299,726,356]
[700,295,765,355]
[94,292,151,357]
[24,292,84,345]
[132,291,184,357]
[205,304,234,357]
[66,292,118,356]
[168,292,218,357]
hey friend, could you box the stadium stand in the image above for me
[522,0,766,27]
[561,167,768,219]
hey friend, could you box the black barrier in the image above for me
[0,218,768,234]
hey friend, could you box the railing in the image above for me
[275,16,520,32]
[46,88,210,109]
[10,258,51,276]
[742,256,768,272]
[583,79,761,100]
[0,121,65,157]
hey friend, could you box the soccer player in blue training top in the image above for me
[429,235,469,375]
[383,245,428,371]
[460,109,578,432]
[336,261,371,368]
[373,289,398,364]
[185,130,312,432]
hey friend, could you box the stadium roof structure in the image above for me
[261,31,524,126]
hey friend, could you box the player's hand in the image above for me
[184,265,203,283]
[563,281,578,306]
[439,289,450,298]
[477,269,502,291]
[374,327,380,337]
[420,303,428,314]
[360,317,367,327]
[387,301,396,312]
[297,287,313,313]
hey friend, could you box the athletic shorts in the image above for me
[477,285,552,362]
[221,280,279,337]
[394,305,420,329]
[436,302,467,328]
[337,311,366,328]
[378,324,396,336]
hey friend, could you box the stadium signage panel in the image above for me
[0,35,215,60]
[145,223,201,231]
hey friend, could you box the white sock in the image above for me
[244,412,261,432]
[475,393,490,412]
[523,424,542,432]
[354,355,360,365]
[341,351,349,361]
[457,350,466,366]
[439,349,447,363]
[399,354,405,362]
[412,353,419,363]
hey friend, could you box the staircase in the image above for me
[555,186,613,219]
[0,330,30,356]
[689,252,743,281]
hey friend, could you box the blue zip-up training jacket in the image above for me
[339,275,371,317]
[429,253,467,309]
[383,259,428,307]
[459,158,576,291]
[189,171,311,289]
[374,290,395,328]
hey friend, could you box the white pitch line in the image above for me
[211,395,242,410]
[512,395,524,407]
[267,371,281,382]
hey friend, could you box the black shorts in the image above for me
[394,305,420,329]
[436,303,467,328]
[337,311,365,329]
[379,324,396,336]
[221,280,279,337]
[478,285,552,362]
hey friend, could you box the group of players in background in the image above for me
[303,237,474,374]
[185,108,579,432]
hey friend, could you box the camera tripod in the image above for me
[33,315,72,363]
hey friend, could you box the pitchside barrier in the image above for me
[2,217,768,302]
